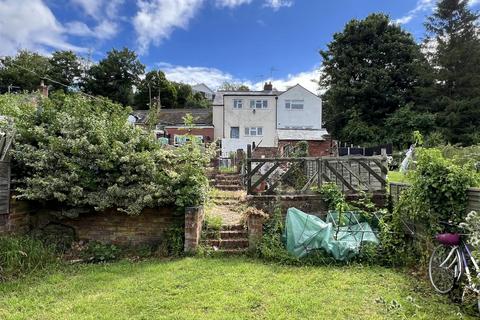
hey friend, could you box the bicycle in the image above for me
[429,231,480,312]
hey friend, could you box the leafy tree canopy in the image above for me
[85,48,145,107]
[47,50,82,92]
[0,50,50,92]
[425,0,480,145]
[320,13,433,147]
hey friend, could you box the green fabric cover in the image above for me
[284,207,379,261]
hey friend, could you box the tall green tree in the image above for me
[425,0,480,145]
[135,70,178,109]
[85,48,144,106]
[0,50,51,92]
[47,51,82,92]
[320,14,433,147]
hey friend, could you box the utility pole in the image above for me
[156,70,161,109]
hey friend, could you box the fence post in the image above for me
[247,144,252,194]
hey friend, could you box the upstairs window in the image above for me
[285,99,304,110]
[233,99,243,109]
[250,100,268,109]
[244,127,263,136]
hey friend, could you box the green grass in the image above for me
[0,257,472,319]
[387,171,411,184]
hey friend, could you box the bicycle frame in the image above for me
[459,240,480,294]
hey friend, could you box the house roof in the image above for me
[192,83,214,94]
[277,129,329,141]
[157,108,213,126]
[131,110,149,124]
[213,90,285,106]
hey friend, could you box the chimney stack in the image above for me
[263,81,273,91]
[38,80,48,97]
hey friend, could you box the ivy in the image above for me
[0,93,213,215]
[385,148,476,266]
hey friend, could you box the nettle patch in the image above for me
[0,93,214,215]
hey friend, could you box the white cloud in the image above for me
[0,0,85,56]
[71,0,102,18]
[158,62,321,94]
[70,0,122,39]
[159,62,236,89]
[134,0,204,54]
[394,0,435,25]
[215,0,252,8]
[263,0,293,11]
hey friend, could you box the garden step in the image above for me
[212,199,243,205]
[221,224,245,231]
[216,248,248,255]
[220,230,248,239]
[206,239,249,249]
[215,185,243,191]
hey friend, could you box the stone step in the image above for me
[221,224,245,231]
[215,174,242,179]
[215,248,248,255]
[205,239,249,249]
[212,199,242,205]
[215,185,243,191]
[220,229,248,239]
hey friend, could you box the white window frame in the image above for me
[249,100,268,109]
[244,127,263,136]
[233,99,243,109]
[285,99,304,110]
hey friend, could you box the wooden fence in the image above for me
[245,145,388,195]
[389,182,480,213]
[0,128,13,226]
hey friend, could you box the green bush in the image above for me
[384,148,476,266]
[0,93,213,215]
[80,241,121,263]
[203,214,223,239]
[0,236,58,280]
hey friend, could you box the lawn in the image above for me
[0,257,471,320]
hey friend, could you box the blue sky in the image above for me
[1,0,479,92]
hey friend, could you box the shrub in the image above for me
[203,214,223,239]
[0,93,212,215]
[80,241,121,263]
[160,227,184,257]
[0,236,57,281]
[385,148,476,266]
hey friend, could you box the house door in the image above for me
[230,127,239,139]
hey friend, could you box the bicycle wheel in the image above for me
[429,245,462,294]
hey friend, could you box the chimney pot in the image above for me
[263,82,273,91]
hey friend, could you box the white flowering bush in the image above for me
[0,93,212,215]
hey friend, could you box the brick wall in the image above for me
[1,199,185,246]
[58,208,182,245]
[278,140,332,157]
[165,127,214,145]
[247,192,387,219]
[252,147,278,158]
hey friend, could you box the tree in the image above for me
[47,51,82,92]
[135,70,178,109]
[218,82,250,91]
[425,0,480,145]
[320,14,432,147]
[85,48,144,106]
[0,50,51,92]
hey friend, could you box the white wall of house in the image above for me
[213,104,223,140]
[222,95,277,148]
[277,84,322,130]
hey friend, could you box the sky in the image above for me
[1,0,479,92]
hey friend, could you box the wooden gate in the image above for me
[245,152,388,195]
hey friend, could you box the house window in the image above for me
[230,127,240,139]
[233,99,243,109]
[250,100,268,109]
[244,127,263,136]
[285,99,304,110]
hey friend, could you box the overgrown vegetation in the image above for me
[0,236,57,281]
[0,93,213,215]
[384,148,476,266]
